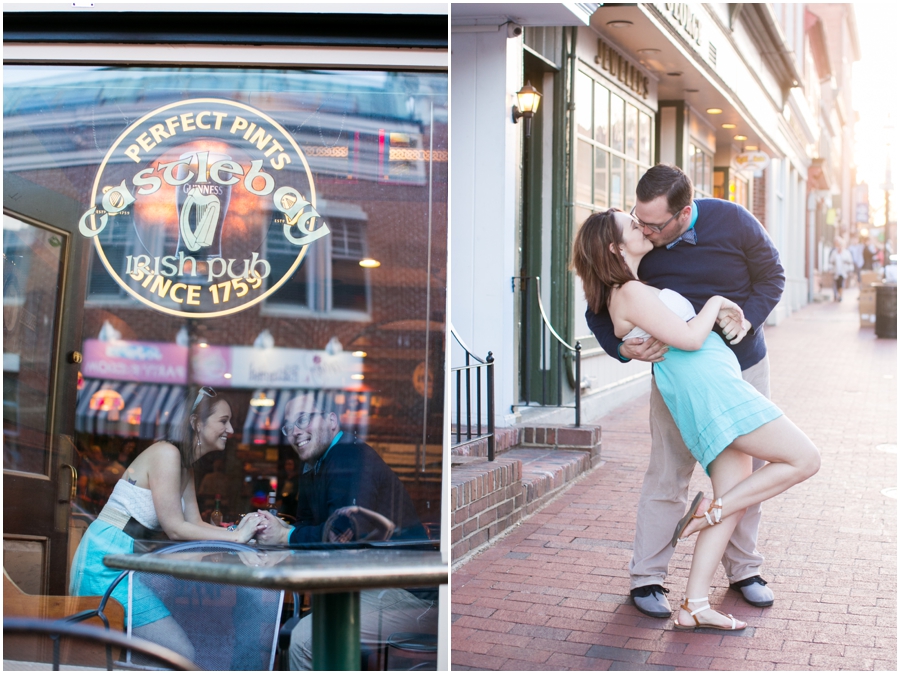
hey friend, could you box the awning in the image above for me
[76,379,186,440]
[242,389,372,446]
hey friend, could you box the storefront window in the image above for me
[4,65,447,554]
[573,69,654,216]
[690,143,713,198]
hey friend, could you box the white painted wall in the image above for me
[450,28,523,426]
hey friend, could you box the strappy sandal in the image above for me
[673,596,746,631]
[671,494,723,547]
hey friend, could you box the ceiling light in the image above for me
[198,342,208,348]
[352,351,367,358]
[223,373,232,379]
[721,123,736,129]
[351,374,365,380]
[684,89,699,93]
[706,108,723,114]
[744,145,758,151]
[734,135,748,141]
[359,259,381,268]
[637,48,661,54]
[666,71,683,77]
[606,20,633,28]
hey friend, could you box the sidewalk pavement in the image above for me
[451,286,897,671]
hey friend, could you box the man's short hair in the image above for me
[636,164,694,215]
[284,391,338,419]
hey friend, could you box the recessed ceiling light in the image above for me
[666,71,683,77]
[744,145,758,151]
[359,258,381,268]
[734,135,748,141]
[607,20,633,28]
[637,48,661,54]
[352,351,367,358]
[223,373,232,379]
[684,89,699,93]
[706,108,723,114]
[722,123,736,129]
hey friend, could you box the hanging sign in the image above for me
[734,151,771,172]
[77,98,330,318]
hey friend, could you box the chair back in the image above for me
[3,568,125,668]
[4,617,199,670]
[123,541,284,671]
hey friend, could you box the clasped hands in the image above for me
[251,506,396,546]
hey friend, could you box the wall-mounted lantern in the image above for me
[512,81,542,138]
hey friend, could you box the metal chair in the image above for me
[3,617,199,670]
[104,540,284,670]
[385,631,438,671]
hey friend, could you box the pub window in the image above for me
[690,143,714,198]
[573,67,655,226]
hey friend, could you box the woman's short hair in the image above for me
[571,208,637,314]
[170,386,228,469]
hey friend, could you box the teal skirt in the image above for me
[68,520,170,627]
[655,332,783,475]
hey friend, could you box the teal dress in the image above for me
[69,482,171,627]
[626,289,783,474]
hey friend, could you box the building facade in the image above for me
[451,2,856,428]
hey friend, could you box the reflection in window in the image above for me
[4,66,447,538]
[2,215,65,474]
[574,70,654,218]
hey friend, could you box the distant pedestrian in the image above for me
[848,236,864,285]
[828,237,853,301]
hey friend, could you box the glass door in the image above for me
[3,174,90,596]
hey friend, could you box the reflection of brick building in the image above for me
[5,67,447,526]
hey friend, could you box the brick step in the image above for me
[450,430,600,563]
[449,426,520,458]
[515,448,594,516]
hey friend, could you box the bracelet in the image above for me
[227,524,237,531]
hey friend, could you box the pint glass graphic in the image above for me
[174,151,233,265]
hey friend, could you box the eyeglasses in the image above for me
[191,386,216,411]
[630,206,684,233]
[281,412,325,436]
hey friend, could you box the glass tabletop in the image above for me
[104,546,447,593]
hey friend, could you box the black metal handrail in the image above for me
[450,326,496,461]
[515,276,581,426]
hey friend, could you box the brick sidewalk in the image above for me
[451,288,897,671]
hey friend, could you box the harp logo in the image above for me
[77,98,330,318]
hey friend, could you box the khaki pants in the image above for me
[629,355,771,590]
[289,588,438,670]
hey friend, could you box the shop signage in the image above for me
[77,99,330,318]
[656,2,702,47]
[734,151,771,172]
[595,38,650,100]
[82,338,362,390]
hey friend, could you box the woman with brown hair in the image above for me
[572,209,820,631]
[69,386,263,654]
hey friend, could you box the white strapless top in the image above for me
[622,288,696,341]
[105,479,185,530]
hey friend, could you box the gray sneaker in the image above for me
[730,575,774,607]
[630,584,672,618]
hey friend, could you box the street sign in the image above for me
[734,151,770,172]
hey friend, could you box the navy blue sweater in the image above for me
[288,436,426,544]
[586,198,785,370]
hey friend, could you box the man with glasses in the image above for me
[255,393,434,669]
[586,164,785,618]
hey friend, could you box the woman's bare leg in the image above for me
[676,448,751,629]
[681,416,820,539]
